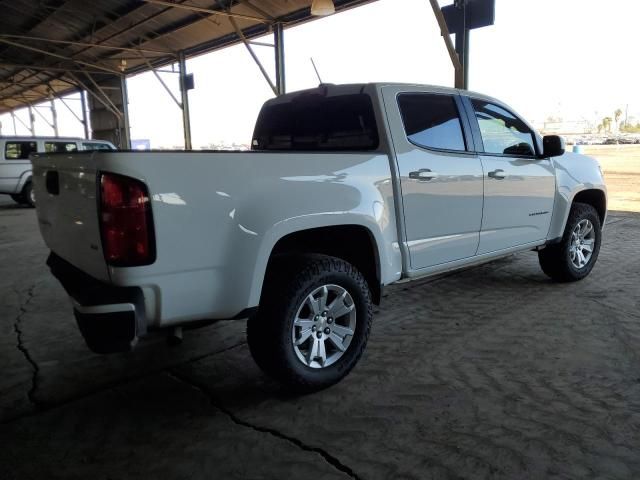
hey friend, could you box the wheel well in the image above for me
[573,189,606,224]
[18,174,32,194]
[268,225,382,304]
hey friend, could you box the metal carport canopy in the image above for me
[0,0,378,115]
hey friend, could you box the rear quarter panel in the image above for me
[91,151,401,326]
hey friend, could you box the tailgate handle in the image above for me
[46,171,59,195]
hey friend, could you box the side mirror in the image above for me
[542,135,565,157]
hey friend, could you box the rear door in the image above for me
[382,86,484,270]
[465,97,556,254]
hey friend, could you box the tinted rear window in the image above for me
[82,142,114,151]
[252,92,379,151]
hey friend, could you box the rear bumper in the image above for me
[47,253,147,354]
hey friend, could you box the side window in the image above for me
[4,142,37,160]
[45,142,78,153]
[397,93,466,151]
[471,99,536,156]
[82,142,112,151]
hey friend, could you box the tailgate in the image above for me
[32,152,110,282]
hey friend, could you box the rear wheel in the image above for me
[21,182,35,208]
[247,254,373,392]
[538,202,601,282]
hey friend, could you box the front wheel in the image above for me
[538,202,602,282]
[247,254,373,392]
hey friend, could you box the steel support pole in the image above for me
[11,112,17,134]
[274,22,286,95]
[80,90,90,138]
[120,76,131,149]
[178,51,192,150]
[453,0,469,90]
[454,28,469,90]
[50,99,59,136]
[28,105,35,136]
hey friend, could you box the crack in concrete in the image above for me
[1,341,248,425]
[167,370,361,480]
[13,284,40,406]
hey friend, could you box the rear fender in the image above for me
[16,170,32,193]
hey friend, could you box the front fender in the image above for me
[547,152,607,240]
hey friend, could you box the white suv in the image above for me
[0,136,115,206]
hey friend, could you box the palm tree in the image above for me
[597,123,603,134]
[602,117,613,133]
[614,108,623,131]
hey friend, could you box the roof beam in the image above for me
[141,0,271,24]
[0,38,122,75]
[0,63,108,75]
[239,0,276,21]
[0,34,174,56]
[228,17,277,96]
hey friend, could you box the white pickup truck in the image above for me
[33,83,606,391]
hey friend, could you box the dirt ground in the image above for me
[579,144,640,212]
[1,194,639,479]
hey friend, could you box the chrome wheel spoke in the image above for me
[294,318,314,327]
[307,337,320,364]
[583,223,593,237]
[328,292,354,319]
[578,249,586,267]
[318,285,329,312]
[317,338,327,366]
[295,327,314,346]
[306,294,320,315]
[330,323,354,337]
[328,332,347,352]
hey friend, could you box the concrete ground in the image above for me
[1,194,639,480]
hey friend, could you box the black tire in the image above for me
[21,182,35,208]
[247,254,373,393]
[10,194,25,205]
[538,202,601,282]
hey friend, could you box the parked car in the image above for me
[32,84,607,391]
[0,136,116,207]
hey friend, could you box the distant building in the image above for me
[131,139,151,150]
[540,120,592,135]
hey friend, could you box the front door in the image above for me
[467,98,556,254]
[383,87,484,270]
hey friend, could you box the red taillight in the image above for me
[99,172,155,266]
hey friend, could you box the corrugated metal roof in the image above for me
[0,0,377,114]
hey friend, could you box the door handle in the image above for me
[488,169,506,180]
[409,169,439,181]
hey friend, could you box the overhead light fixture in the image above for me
[311,0,335,16]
